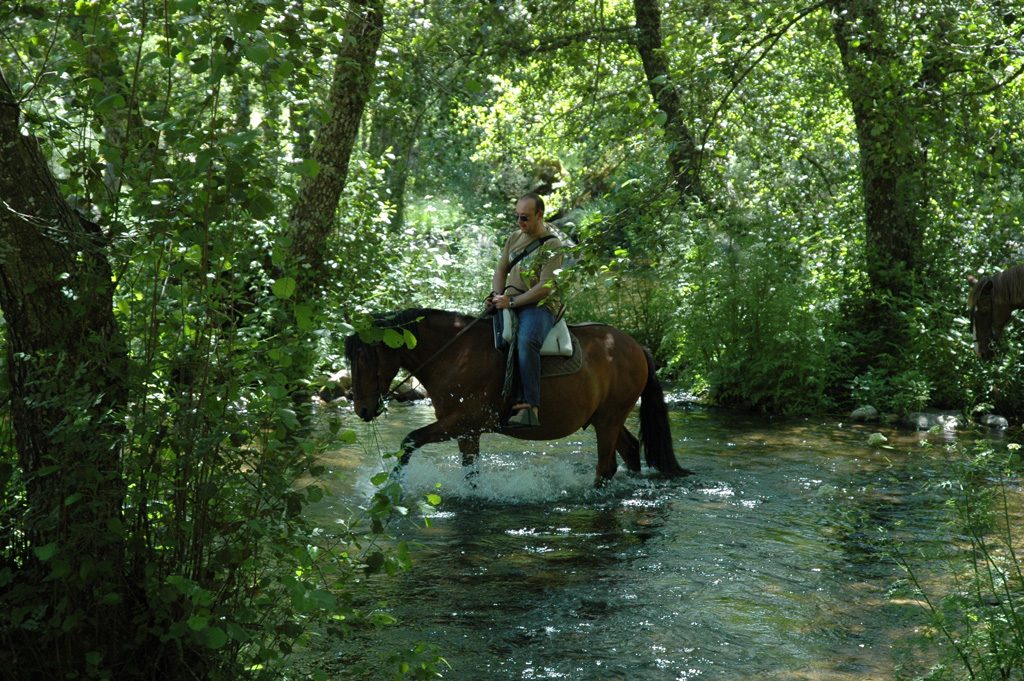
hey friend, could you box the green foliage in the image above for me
[850,367,932,416]
[562,196,684,358]
[385,643,451,680]
[892,442,1024,681]
[0,2,434,679]
[0,267,425,680]
[7,0,1024,675]
[671,209,835,414]
[961,341,1024,419]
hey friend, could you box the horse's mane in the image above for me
[373,307,474,330]
[971,265,1024,307]
[344,308,477,354]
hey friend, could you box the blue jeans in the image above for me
[494,304,554,407]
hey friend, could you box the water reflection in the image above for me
[301,401,1012,680]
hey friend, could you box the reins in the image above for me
[383,308,491,399]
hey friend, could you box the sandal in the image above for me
[506,408,541,428]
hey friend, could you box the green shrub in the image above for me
[850,367,932,415]
[893,442,1024,681]
[670,213,835,414]
[0,195,435,681]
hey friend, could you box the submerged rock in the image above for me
[317,369,353,402]
[979,413,1009,430]
[393,385,427,402]
[316,369,428,403]
[849,405,880,422]
[903,411,964,431]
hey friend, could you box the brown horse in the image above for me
[344,308,690,486]
[967,265,1024,359]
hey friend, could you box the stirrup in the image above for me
[506,408,541,428]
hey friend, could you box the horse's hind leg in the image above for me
[593,419,622,486]
[616,427,642,473]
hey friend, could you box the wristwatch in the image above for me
[510,296,516,308]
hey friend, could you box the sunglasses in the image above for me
[514,213,533,222]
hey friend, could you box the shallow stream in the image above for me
[305,400,1013,680]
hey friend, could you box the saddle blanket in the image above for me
[541,332,582,378]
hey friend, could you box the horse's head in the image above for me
[968,274,999,360]
[344,333,402,421]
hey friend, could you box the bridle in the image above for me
[968,277,996,355]
[349,343,393,415]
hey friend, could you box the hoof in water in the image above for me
[387,464,406,486]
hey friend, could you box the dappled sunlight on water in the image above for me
[300,400,1018,680]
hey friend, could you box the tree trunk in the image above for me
[632,0,703,200]
[827,0,931,355]
[68,7,160,212]
[286,0,385,295]
[369,103,425,235]
[0,69,128,667]
[830,0,927,292]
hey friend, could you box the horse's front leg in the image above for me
[398,429,426,466]
[457,436,481,486]
[397,418,463,467]
[457,436,479,467]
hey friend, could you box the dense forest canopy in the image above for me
[3,0,1024,678]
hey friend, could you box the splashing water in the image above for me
[302,402,1009,680]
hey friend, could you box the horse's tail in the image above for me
[639,348,689,477]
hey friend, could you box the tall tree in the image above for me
[286,0,385,295]
[632,0,704,200]
[826,0,933,352]
[0,68,129,670]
